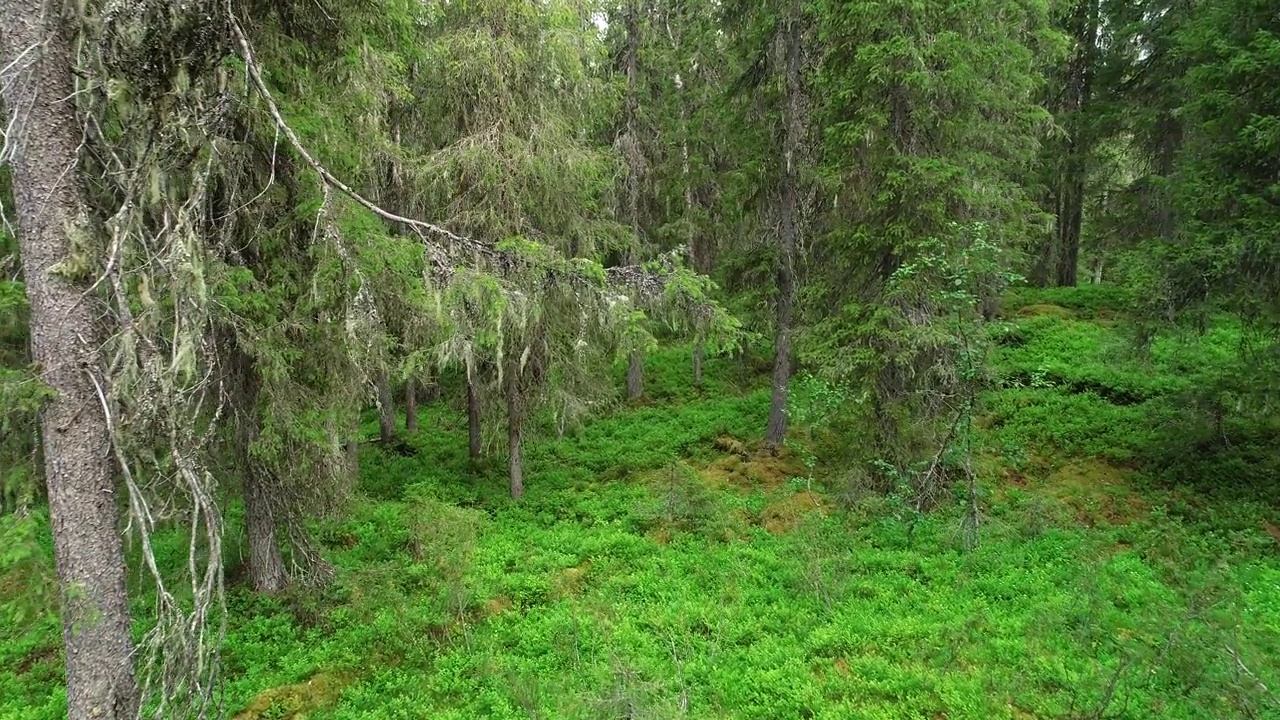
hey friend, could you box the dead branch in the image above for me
[1227,645,1280,707]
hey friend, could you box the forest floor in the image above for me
[3,286,1280,719]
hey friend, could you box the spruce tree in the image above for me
[1,2,138,715]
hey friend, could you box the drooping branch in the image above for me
[228,12,489,269]
[605,245,737,346]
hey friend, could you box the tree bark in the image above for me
[1055,174,1084,287]
[377,371,395,443]
[0,4,139,716]
[405,378,418,433]
[1152,111,1181,241]
[765,0,803,449]
[673,56,706,391]
[467,377,482,460]
[243,468,288,593]
[626,351,644,400]
[624,0,642,259]
[345,437,359,479]
[623,2,646,402]
[1053,0,1099,288]
[227,341,289,593]
[506,368,524,499]
[693,339,704,389]
[423,371,440,403]
[1030,227,1055,288]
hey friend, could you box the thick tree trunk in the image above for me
[506,369,524,499]
[627,351,644,400]
[377,371,395,443]
[1055,175,1083,287]
[345,437,359,479]
[0,6,139,717]
[405,379,418,433]
[243,469,288,593]
[228,342,288,593]
[467,378,482,460]
[765,1,803,449]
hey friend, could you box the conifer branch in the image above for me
[228,11,487,268]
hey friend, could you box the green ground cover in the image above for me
[3,288,1278,719]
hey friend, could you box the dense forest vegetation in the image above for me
[1,0,1278,717]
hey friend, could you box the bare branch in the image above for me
[1227,645,1280,707]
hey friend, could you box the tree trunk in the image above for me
[1053,0,1099,288]
[506,369,524,499]
[1030,222,1055,288]
[693,339,704,389]
[622,3,646,402]
[624,0,642,264]
[423,371,441,403]
[345,437,359,479]
[0,6,139,716]
[765,0,803,449]
[405,378,418,433]
[1152,111,1182,241]
[1055,175,1083,287]
[627,351,644,400]
[243,469,288,593]
[467,378,482,460]
[228,341,288,593]
[674,56,707,392]
[377,371,395,443]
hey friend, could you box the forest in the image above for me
[1,0,1278,718]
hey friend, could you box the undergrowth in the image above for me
[3,291,1279,719]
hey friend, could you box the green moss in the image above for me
[1015,303,1075,319]
[231,672,350,720]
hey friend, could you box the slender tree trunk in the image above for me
[467,377,482,460]
[0,6,138,716]
[405,378,418,433]
[1031,217,1056,288]
[672,57,706,390]
[1053,0,1099,288]
[506,369,524,499]
[627,351,644,400]
[1152,111,1181,241]
[377,371,395,443]
[622,1,647,399]
[624,1,642,257]
[765,1,803,449]
[423,370,440,403]
[693,339,704,389]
